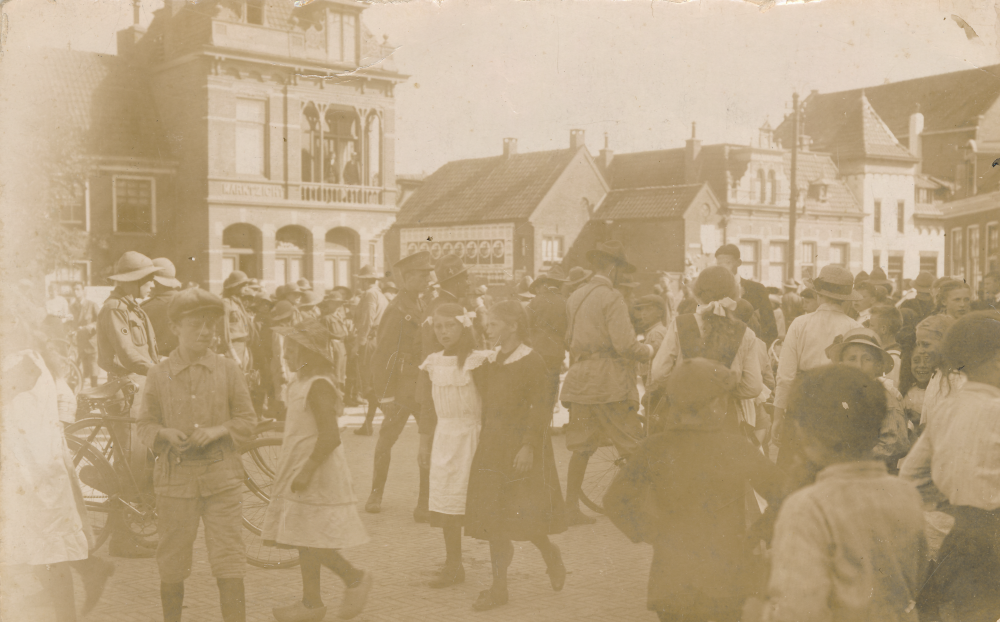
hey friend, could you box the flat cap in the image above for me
[168,288,225,323]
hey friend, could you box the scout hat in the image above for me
[854,270,870,287]
[714,244,742,266]
[868,267,892,289]
[270,300,294,322]
[223,271,249,291]
[529,266,570,294]
[825,327,895,373]
[168,288,225,323]
[811,265,862,301]
[108,251,162,282]
[913,271,934,294]
[275,283,303,300]
[355,265,383,280]
[633,294,666,311]
[393,251,434,275]
[566,266,593,288]
[432,254,468,286]
[299,292,320,309]
[586,240,636,273]
[273,318,338,365]
[296,278,313,292]
[515,275,535,300]
[152,258,182,288]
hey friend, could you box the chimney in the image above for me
[503,138,518,158]
[570,129,586,151]
[684,122,701,184]
[116,24,147,59]
[597,132,614,171]
[909,106,924,169]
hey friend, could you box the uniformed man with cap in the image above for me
[136,288,256,622]
[220,271,254,371]
[96,251,163,557]
[354,266,389,436]
[365,251,434,518]
[560,241,654,526]
[143,258,183,357]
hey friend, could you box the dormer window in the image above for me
[245,0,265,25]
[809,181,829,202]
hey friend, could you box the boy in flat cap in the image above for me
[137,289,256,622]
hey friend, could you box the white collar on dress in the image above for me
[492,343,532,365]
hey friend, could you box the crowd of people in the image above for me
[4,238,1000,622]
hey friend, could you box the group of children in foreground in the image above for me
[140,284,999,621]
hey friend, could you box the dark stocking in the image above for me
[488,538,514,594]
[47,563,76,622]
[313,548,364,587]
[160,581,184,622]
[297,548,324,609]
[565,451,592,509]
[363,397,378,426]
[530,536,556,565]
[443,524,463,567]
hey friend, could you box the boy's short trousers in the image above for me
[565,401,642,455]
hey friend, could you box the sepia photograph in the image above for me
[0,0,999,620]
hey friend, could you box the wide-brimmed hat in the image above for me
[223,271,249,291]
[296,278,313,292]
[152,258,182,288]
[566,266,593,288]
[167,288,225,323]
[586,240,636,273]
[355,265,383,280]
[393,251,434,276]
[270,300,294,322]
[321,289,347,304]
[812,265,862,301]
[529,266,570,294]
[633,294,666,311]
[913,271,934,294]
[275,283,303,300]
[714,244,742,267]
[273,318,337,364]
[868,267,892,288]
[432,254,468,286]
[299,292,321,309]
[108,251,163,282]
[825,328,895,373]
[854,270,870,287]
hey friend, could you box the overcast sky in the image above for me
[3,0,997,175]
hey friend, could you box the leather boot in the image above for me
[160,582,184,622]
[218,578,246,622]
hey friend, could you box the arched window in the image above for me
[768,170,777,204]
[275,226,312,287]
[758,169,767,203]
[222,223,262,279]
[325,228,358,290]
[301,105,321,183]
[365,112,382,187]
[324,109,359,185]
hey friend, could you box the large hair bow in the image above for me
[696,297,737,318]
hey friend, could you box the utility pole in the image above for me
[788,92,799,281]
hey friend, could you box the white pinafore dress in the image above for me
[419,350,493,516]
[261,375,368,550]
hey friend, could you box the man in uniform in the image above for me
[70,282,101,389]
[142,258,183,357]
[96,251,163,557]
[560,241,653,526]
[318,289,350,391]
[221,271,258,414]
[354,265,389,436]
[365,251,434,519]
[137,288,255,622]
[714,244,778,346]
[421,254,473,360]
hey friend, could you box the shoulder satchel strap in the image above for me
[676,314,701,360]
[566,283,611,353]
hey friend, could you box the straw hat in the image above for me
[812,265,862,301]
[825,328,895,373]
[273,318,338,364]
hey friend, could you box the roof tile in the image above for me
[596,184,705,220]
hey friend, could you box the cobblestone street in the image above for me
[3,418,653,622]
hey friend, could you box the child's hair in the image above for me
[787,364,887,458]
[869,303,902,341]
[433,302,476,367]
[942,310,1000,377]
[487,300,531,345]
[937,279,971,308]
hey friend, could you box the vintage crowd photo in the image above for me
[1,0,999,620]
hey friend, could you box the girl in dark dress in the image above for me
[464,300,568,611]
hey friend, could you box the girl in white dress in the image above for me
[417,303,493,589]
[262,319,372,622]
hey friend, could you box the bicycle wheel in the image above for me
[65,419,114,462]
[579,444,627,515]
[64,361,83,395]
[66,436,118,551]
[241,437,298,569]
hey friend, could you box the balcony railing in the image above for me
[300,183,384,205]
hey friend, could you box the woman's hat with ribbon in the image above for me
[273,317,337,364]
[812,265,862,301]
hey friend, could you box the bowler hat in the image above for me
[812,265,862,301]
[393,251,434,275]
[168,288,225,323]
[432,254,468,286]
[913,271,934,294]
[108,251,163,282]
[715,244,742,266]
[270,300,295,322]
[355,265,383,280]
[529,266,570,294]
[152,258,182,288]
[825,328,895,373]
[566,266,593,288]
[633,294,666,311]
[273,318,338,365]
[586,240,637,273]
[223,271,249,291]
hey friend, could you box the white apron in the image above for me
[261,375,368,550]
[0,351,91,566]
[420,350,491,516]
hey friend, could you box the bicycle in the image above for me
[47,336,84,394]
[577,405,650,515]
[240,424,300,569]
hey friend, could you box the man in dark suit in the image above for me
[714,244,778,345]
